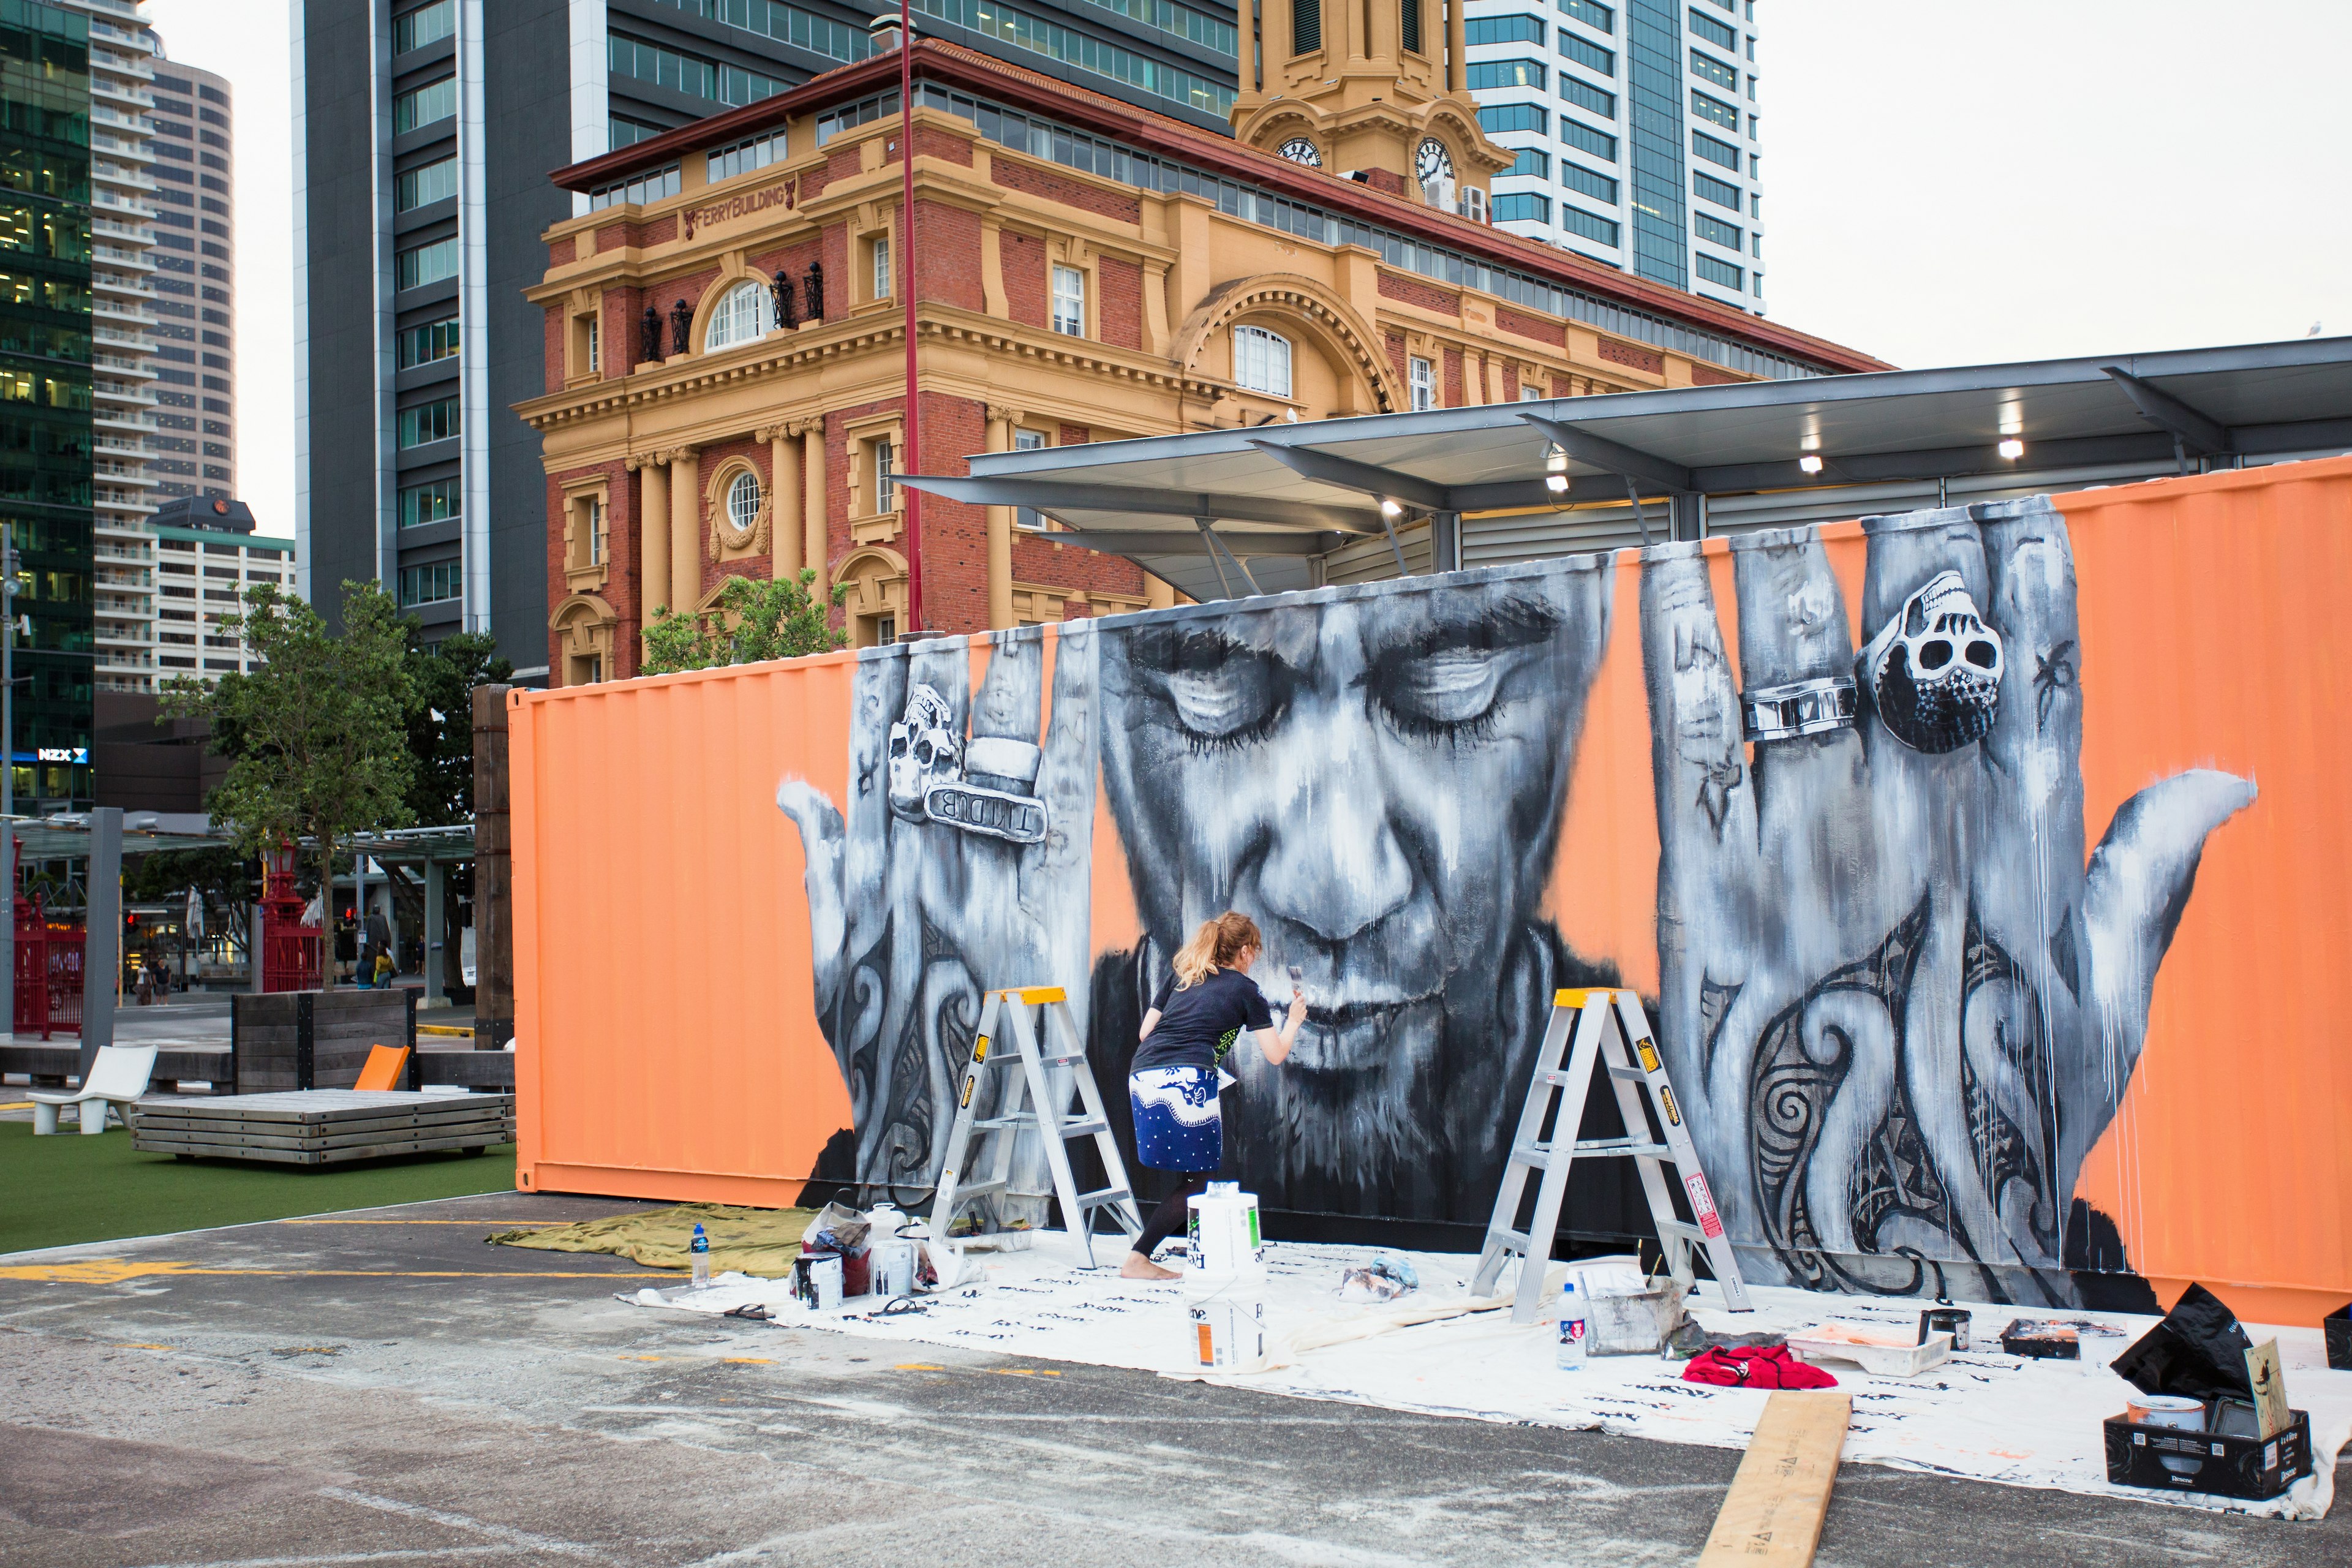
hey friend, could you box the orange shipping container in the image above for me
[511,456,2352,1324]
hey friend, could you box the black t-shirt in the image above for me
[1131,966,1273,1075]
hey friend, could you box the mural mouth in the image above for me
[1290,989,1444,1072]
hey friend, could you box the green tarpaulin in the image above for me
[488,1202,816,1276]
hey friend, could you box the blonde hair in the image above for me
[1171,911,1262,989]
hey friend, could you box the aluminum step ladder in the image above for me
[930,986,1144,1268]
[1472,987,1752,1322]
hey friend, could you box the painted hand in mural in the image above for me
[1640,497,2254,1302]
[777,625,1100,1196]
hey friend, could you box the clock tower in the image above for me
[1231,0,1513,214]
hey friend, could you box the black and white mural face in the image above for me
[1095,562,1616,1219]
[777,496,2253,1304]
[1640,499,2252,1304]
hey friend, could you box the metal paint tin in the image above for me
[1919,1307,1971,1351]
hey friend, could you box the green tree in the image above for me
[404,628,513,826]
[162,581,416,990]
[640,570,847,675]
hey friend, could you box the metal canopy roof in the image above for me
[898,336,2352,603]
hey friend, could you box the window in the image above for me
[1292,0,1320,54]
[396,236,459,290]
[585,314,599,372]
[1466,15,1542,45]
[872,235,891,299]
[588,164,680,210]
[1401,0,1422,54]
[397,314,459,369]
[1232,325,1291,398]
[399,479,458,526]
[1558,75,1615,118]
[1468,59,1544,91]
[1478,104,1547,135]
[1560,162,1618,205]
[1693,212,1741,251]
[1558,35,1615,81]
[1687,6,1735,50]
[1559,119,1618,162]
[1491,192,1550,224]
[1520,384,1545,401]
[1690,88,1738,130]
[1503,147,1549,180]
[611,116,663,149]
[1051,264,1085,336]
[397,396,461,448]
[393,76,456,134]
[1558,0,1612,31]
[608,32,787,110]
[703,280,771,350]
[394,156,458,212]
[1692,170,1741,209]
[707,132,786,184]
[1690,49,1736,90]
[1014,429,1049,530]
[1695,253,1744,292]
[869,437,895,513]
[1559,205,1620,246]
[393,0,454,53]
[1691,129,1740,170]
[728,470,763,533]
[398,559,463,606]
[1409,355,1434,411]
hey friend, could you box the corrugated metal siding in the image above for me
[1324,520,1431,584]
[1465,503,1655,564]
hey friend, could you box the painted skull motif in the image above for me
[886,682,961,822]
[1860,570,2005,753]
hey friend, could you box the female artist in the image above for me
[1120,910,1305,1280]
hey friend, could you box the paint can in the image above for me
[2125,1394,2207,1432]
[1186,1289,1267,1371]
[793,1252,843,1311]
[1186,1182,1264,1280]
[1918,1307,1970,1352]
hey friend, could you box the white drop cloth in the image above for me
[624,1233,2350,1521]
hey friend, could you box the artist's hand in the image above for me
[1640,499,2253,1293]
[777,626,1101,1196]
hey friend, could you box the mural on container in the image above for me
[777,496,2254,1305]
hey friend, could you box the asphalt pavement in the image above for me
[1,1191,2341,1567]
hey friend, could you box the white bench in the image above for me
[30,1045,159,1135]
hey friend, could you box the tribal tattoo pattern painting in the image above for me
[776,495,2253,1304]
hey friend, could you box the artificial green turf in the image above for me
[0,1117,518,1256]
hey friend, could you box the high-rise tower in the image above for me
[146,54,233,503]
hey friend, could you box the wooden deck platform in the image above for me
[127,1090,516,1166]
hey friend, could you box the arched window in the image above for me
[728,470,763,533]
[1233,324,1292,399]
[703,280,771,350]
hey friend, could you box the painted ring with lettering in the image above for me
[1742,676,1858,742]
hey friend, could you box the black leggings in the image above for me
[1132,1172,1212,1258]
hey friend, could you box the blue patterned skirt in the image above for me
[1128,1065,1222,1172]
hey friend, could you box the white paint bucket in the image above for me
[2125,1394,2206,1431]
[1187,1290,1267,1371]
[1186,1183,1264,1280]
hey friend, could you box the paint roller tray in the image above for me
[1787,1325,1953,1379]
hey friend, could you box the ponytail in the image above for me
[1171,910,1262,989]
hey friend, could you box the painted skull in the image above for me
[886,683,961,822]
[1861,570,2004,753]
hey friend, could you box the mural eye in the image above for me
[1151,631,1289,750]
[1378,649,1506,739]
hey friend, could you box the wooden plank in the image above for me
[132,1102,515,1132]
[1697,1392,1850,1568]
[130,1129,508,1164]
[129,1120,512,1153]
[129,1111,515,1145]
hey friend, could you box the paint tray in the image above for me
[1787,1324,1952,1379]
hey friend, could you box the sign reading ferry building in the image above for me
[519,17,1877,684]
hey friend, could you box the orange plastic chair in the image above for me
[354,1043,412,1092]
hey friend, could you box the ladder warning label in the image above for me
[1685,1173,1725,1239]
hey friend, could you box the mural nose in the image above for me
[1257,777,1412,946]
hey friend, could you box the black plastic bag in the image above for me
[2110,1282,2255,1401]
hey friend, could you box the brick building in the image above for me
[519,6,1882,682]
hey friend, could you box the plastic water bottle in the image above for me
[690,1223,711,1289]
[1556,1279,1588,1370]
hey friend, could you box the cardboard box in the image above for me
[2103,1408,2312,1501]
[2325,1303,2351,1372]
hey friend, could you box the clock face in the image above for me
[1415,138,1454,184]
[1278,137,1323,168]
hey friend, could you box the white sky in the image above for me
[151,0,2352,538]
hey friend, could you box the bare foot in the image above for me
[1119,1253,1180,1281]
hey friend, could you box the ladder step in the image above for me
[1060,1118,1109,1139]
[1605,1065,1648,1082]
[1656,1221,1707,1242]
[1572,1137,1672,1159]
[1038,1050,1088,1067]
[972,1114,1040,1131]
[947,1179,1008,1202]
[1485,1227,1533,1254]
[1073,1186,1132,1210]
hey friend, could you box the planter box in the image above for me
[231,988,418,1094]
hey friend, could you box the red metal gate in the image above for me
[13,894,84,1040]
[260,842,321,992]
